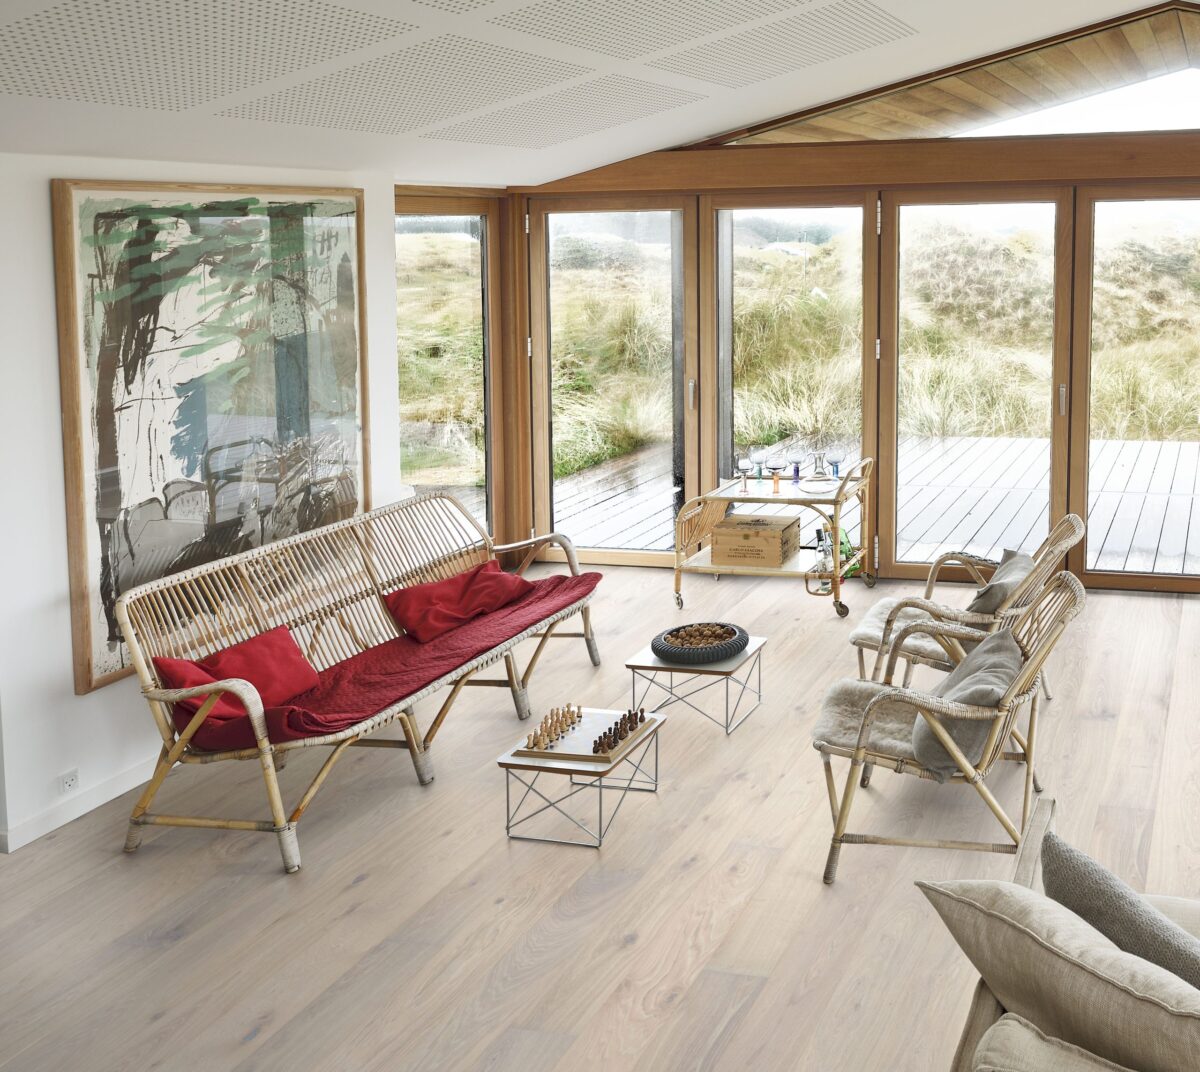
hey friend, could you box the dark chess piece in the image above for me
[639,709,646,724]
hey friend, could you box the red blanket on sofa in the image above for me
[177,571,601,752]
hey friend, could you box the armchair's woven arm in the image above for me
[143,678,269,747]
[923,552,998,597]
[492,532,582,576]
[885,619,991,684]
[878,596,999,652]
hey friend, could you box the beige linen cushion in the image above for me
[919,879,1200,1072]
[911,631,1023,781]
[968,549,1035,614]
[973,1014,1135,1072]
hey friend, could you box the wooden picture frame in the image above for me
[52,179,371,693]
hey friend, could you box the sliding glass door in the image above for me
[710,194,872,543]
[1072,187,1200,584]
[395,203,496,528]
[879,190,1071,575]
[530,199,697,557]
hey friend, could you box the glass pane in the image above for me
[717,206,864,539]
[546,211,683,550]
[895,202,1057,563]
[1087,199,1200,575]
[395,214,489,527]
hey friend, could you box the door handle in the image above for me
[1058,384,1067,416]
[688,378,696,410]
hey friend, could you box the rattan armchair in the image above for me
[850,514,1085,687]
[813,571,1085,885]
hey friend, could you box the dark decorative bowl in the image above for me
[651,622,749,665]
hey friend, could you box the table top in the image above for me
[625,635,768,676]
[496,708,667,776]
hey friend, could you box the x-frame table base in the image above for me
[626,637,767,736]
[499,719,664,848]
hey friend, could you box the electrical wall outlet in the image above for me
[58,769,79,795]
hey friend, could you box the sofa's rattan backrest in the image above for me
[116,494,492,701]
[1003,513,1085,613]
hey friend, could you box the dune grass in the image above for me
[396,223,1200,484]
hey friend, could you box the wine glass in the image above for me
[826,442,847,480]
[736,456,753,494]
[767,454,787,493]
[749,446,768,483]
[787,447,806,484]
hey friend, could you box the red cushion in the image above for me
[151,658,245,720]
[167,571,601,752]
[197,625,319,707]
[152,626,319,745]
[383,560,535,643]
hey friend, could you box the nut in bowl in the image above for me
[651,621,749,665]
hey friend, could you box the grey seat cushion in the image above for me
[969,549,1036,614]
[911,630,1024,780]
[811,678,919,762]
[973,1014,1136,1071]
[848,597,956,666]
[1042,832,1200,991]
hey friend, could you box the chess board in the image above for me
[513,707,660,764]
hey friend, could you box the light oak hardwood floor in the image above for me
[0,566,1194,1071]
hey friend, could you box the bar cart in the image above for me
[672,458,875,618]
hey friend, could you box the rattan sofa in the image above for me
[115,493,601,872]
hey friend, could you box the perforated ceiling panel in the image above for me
[221,35,590,135]
[425,75,704,149]
[0,0,417,110]
[490,0,815,60]
[649,0,915,88]
[413,0,495,11]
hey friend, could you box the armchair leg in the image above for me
[901,660,915,688]
[857,647,867,680]
[825,756,864,885]
[124,820,144,853]
[859,762,874,789]
[257,741,300,874]
[582,606,601,667]
[1041,673,1054,702]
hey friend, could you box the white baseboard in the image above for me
[0,757,151,853]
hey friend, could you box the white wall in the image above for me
[0,152,400,851]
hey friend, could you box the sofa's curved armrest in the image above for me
[492,531,582,576]
[885,619,990,684]
[143,678,269,748]
[923,551,998,598]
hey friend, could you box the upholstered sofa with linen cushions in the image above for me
[937,798,1200,1072]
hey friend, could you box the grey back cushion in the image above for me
[969,549,1036,615]
[1042,832,1200,991]
[911,630,1023,781]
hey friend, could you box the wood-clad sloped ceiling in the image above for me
[717,5,1200,144]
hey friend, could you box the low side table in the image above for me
[626,636,766,735]
[496,708,666,848]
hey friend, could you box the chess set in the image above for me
[513,704,658,764]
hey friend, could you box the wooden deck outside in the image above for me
[409,435,1200,574]
[520,435,1200,576]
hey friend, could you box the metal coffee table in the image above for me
[496,707,666,848]
[625,636,766,735]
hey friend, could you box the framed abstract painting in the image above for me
[52,180,370,693]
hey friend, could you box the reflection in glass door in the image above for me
[543,210,685,551]
[887,198,1063,567]
[395,212,490,527]
[1081,196,1200,577]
